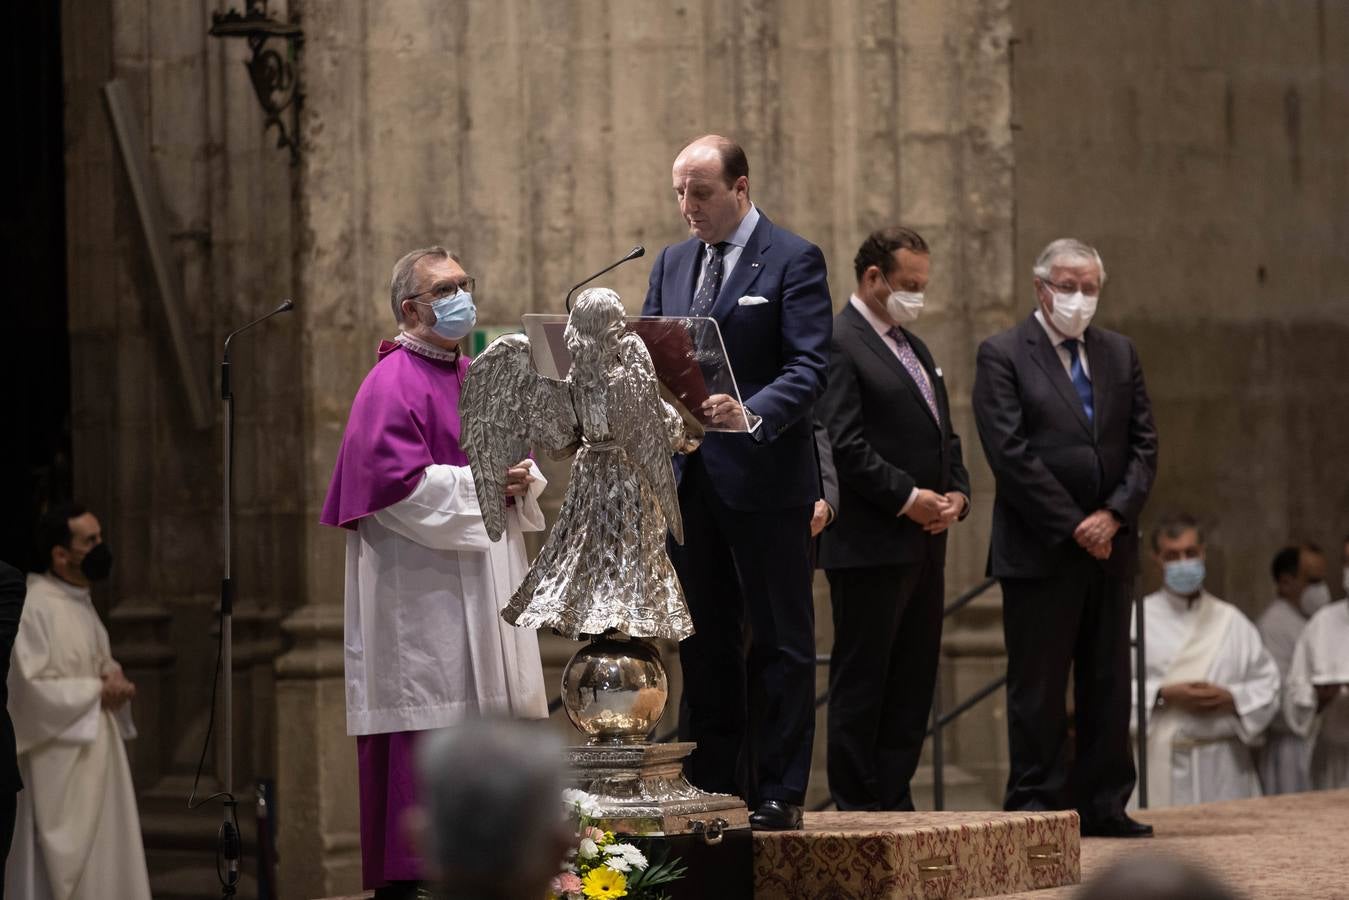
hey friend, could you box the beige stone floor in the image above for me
[997,789,1349,900]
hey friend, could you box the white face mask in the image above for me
[1048,290,1097,339]
[1300,581,1332,618]
[881,274,924,324]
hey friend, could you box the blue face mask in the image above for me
[1163,558,1206,596]
[425,290,476,340]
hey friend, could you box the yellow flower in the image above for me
[581,866,627,898]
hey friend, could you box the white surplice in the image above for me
[1255,597,1313,793]
[1283,600,1349,789]
[4,573,151,900]
[1131,589,1280,808]
[345,461,550,736]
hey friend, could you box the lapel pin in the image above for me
[750,262,761,268]
[935,367,943,378]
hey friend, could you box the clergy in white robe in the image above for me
[1130,515,1280,808]
[1254,542,1328,794]
[320,248,549,895]
[1283,599,1349,789]
[5,570,151,900]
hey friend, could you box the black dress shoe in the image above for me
[750,799,803,831]
[1081,814,1153,838]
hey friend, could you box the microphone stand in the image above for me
[217,299,294,897]
[565,245,645,310]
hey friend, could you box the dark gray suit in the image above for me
[973,312,1157,824]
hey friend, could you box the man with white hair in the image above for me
[973,238,1158,836]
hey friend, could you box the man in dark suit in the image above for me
[817,226,971,811]
[642,134,832,830]
[972,238,1158,837]
[0,561,25,880]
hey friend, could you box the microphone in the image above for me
[565,246,645,311]
[222,299,295,400]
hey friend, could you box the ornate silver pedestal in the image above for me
[560,634,749,835]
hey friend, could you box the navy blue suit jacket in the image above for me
[642,212,832,511]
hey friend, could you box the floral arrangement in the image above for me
[550,790,687,900]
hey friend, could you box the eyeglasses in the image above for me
[406,275,476,303]
[1041,277,1099,297]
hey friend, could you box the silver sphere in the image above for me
[561,635,668,744]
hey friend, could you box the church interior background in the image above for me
[1,1,1346,897]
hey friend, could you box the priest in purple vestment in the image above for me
[320,246,549,900]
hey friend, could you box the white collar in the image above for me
[395,331,462,363]
[1033,308,1085,348]
[710,203,760,251]
[33,571,91,601]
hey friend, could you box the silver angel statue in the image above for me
[460,287,701,641]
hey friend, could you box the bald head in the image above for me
[671,135,751,244]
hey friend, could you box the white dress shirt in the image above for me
[694,203,761,295]
[1034,308,1092,379]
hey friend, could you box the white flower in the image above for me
[603,856,632,873]
[561,789,604,819]
[578,837,599,859]
[604,842,649,871]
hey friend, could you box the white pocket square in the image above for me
[737,295,771,306]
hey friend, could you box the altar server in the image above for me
[1130,514,1280,808]
[321,247,549,899]
[1284,589,1349,790]
[1255,542,1327,793]
[6,504,151,900]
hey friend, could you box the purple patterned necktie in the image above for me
[690,241,729,317]
[886,326,940,424]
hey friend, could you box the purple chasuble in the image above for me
[321,340,471,529]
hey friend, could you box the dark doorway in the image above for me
[0,2,71,570]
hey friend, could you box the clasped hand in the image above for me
[100,667,136,711]
[1159,681,1235,714]
[902,489,965,535]
[1074,509,1119,560]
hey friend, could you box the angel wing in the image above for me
[611,332,688,544]
[460,333,577,541]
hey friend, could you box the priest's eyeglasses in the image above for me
[407,276,476,302]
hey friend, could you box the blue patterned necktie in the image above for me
[690,241,729,317]
[1062,339,1094,423]
[886,327,940,424]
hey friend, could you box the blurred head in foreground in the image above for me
[416,719,569,900]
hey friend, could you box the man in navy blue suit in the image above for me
[642,135,832,830]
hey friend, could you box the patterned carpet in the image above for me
[997,788,1349,899]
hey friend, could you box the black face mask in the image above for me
[79,543,114,582]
